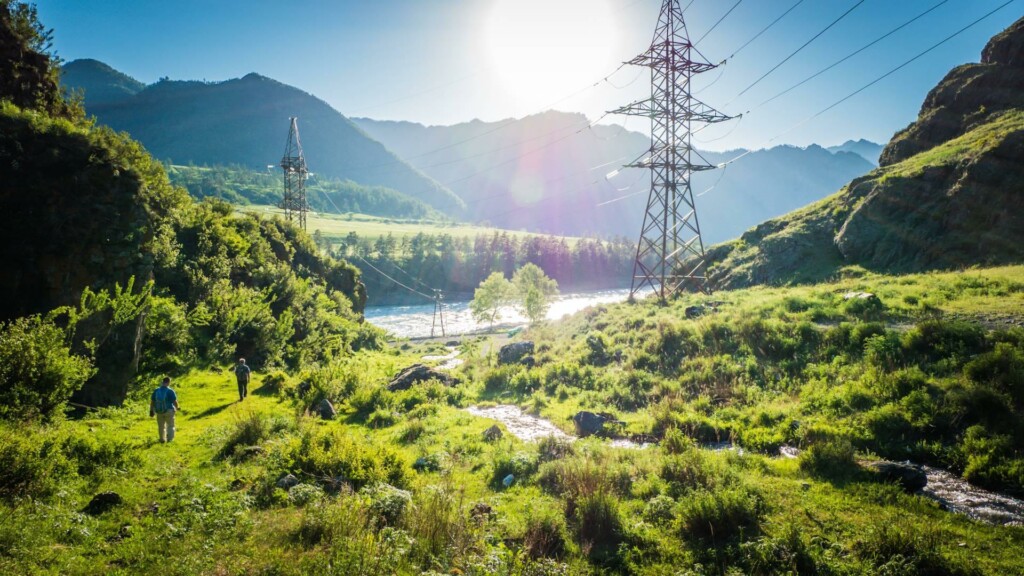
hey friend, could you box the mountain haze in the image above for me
[826,139,884,165]
[60,62,465,214]
[707,16,1024,288]
[354,113,875,244]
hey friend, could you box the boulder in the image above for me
[276,473,300,490]
[572,411,621,437]
[868,461,928,493]
[684,305,706,319]
[84,491,123,515]
[498,341,534,365]
[316,398,337,420]
[387,364,455,391]
[482,425,503,442]
[470,502,494,518]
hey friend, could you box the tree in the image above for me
[470,272,512,328]
[512,263,559,325]
[0,0,81,119]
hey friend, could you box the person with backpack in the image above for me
[149,377,179,443]
[234,358,251,401]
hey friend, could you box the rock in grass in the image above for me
[276,473,300,489]
[387,364,455,391]
[868,461,927,492]
[498,341,534,365]
[571,411,623,437]
[84,491,123,515]
[482,425,503,442]
[316,399,336,420]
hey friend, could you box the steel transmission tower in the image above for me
[280,117,309,230]
[611,0,732,300]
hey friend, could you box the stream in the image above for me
[461,406,1024,525]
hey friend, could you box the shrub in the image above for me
[659,451,719,496]
[492,451,538,488]
[853,522,977,576]
[662,428,696,455]
[220,409,271,458]
[678,487,762,544]
[399,419,426,444]
[742,523,818,575]
[798,439,857,480]
[571,491,623,564]
[292,426,409,489]
[643,494,676,522]
[140,296,193,374]
[361,483,412,526]
[289,483,326,506]
[964,342,1024,408]
[537,436,575,463]
[524,509,569,559]
[0,315,95,422]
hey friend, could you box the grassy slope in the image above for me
[708,110,1024,287]
[4,266,1024,574]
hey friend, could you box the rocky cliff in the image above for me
[706,16,1024,289]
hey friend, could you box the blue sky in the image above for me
[38,0,1023,151]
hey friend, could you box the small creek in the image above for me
[421,346,464,370]
[462,408,1024,525]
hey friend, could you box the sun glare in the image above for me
[486,0,616,108]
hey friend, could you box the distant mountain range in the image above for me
[60,59,464,215]
[354,114,877,244]
[826,139,884,165]
[64,58,884,245]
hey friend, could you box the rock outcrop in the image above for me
[498,341,534,365]
[387,364,455,391]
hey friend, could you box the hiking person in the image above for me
[235,358,251,401]
[149,377,179,443]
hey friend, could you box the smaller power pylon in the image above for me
[430,290,447,338]
[280,117,309,230]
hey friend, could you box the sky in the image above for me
[37,0,1023,151]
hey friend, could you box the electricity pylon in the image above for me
[611,0,732,301]
[280,117,309,230]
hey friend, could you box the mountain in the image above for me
[353,113,875,244]
[60,61,465,215]
[827,139,883,165]
[60,58,144,106]
[706,16,1024,288]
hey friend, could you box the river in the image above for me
[365,287,645,339]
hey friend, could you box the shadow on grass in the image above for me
[193,402,232,419]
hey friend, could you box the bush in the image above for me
[289,483,326,506]
[662,428,696,455]
[0,315,95,422]
[492,451,538,488]
[361,483,411,526]
[643,494,676,522]
[292,426,409,490]
[799,439,858,480]
[220,409,272,458]
[964,342,1024,408]
[678,487,762,544]
[571,492,623,564]
[524,509,569,559]
[853,522,978,576]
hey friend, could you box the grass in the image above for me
[3,267,1024,574]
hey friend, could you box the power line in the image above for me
[695,0,744,46]
[725,0,805,62]
[355,254,434,301]
[728,0,866,105]
[755,0,951,109]
[718,0,1020,169]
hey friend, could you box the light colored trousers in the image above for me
[156,410,176,442]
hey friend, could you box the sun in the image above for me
[485,0,616,107]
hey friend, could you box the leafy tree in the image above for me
[0,315,95,421]
[0,0,81,119]
[512,263,559,324]
[470,272,512,328]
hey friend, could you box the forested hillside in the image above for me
[166,164,441,220]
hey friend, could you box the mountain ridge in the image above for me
[60,62,465,215]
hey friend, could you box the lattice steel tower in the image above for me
[280,117,309,230]
[612,0,732,300]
